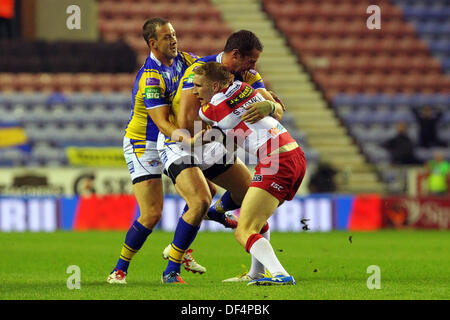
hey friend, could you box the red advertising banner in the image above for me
[73,195,137,231]
[382,196,450,229]
[348,194,383,231]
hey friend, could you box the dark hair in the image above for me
[223,30,263,56]
[142,17,169,46]
[194,62,234,87]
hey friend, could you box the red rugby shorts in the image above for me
[250,147,306,202]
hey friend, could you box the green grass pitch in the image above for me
[0,230,448,300]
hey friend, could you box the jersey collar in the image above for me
[150,51,162,67]
[216,52,224,63]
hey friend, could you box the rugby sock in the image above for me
[181,204,188,215]
[115,220,152,273]
[248,223,270,279]
[206,191,240,224]
[164,217,200,276]
[246,234,288,277]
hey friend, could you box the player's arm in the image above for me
[141,72,196,146]
[268,90,287,111]
[147,106,179,139]
[241,88,284,123]
[177,88,202,135]
[240,68,284,123]
[147,106,197,146]
[258,88,285,120]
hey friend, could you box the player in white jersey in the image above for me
[193,62,306,285]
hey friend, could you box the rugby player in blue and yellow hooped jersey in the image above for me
[107,18,207,284]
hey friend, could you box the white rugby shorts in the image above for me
[123,136,163,184]
[156,132,232,181]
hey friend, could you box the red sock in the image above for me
[245,233,263,253]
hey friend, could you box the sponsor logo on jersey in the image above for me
[185,73,195,84]
[270,182,284,191]
[146,78,160,86]
[162,71,170,79]
[145,87,161,99]
[226,85,254,108]
[149,160,160,167]
[202,104,211,113]
[252,174,263,182]
[269,127,281,137]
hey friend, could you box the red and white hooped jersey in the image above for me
[198,80,297,158]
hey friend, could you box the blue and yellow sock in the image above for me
[164,217,200,276]
[115,220,152,273]
[206,191,240,224]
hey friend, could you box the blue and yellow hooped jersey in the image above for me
[124,50,199,141]
[171,52,265,125]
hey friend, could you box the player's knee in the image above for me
[138,206,162,229]
[188,193,212,217]
[195,196,212,215]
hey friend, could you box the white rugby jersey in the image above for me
[199,81,297,158]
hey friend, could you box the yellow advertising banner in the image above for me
[0,127,28,148]
[66,147,125,167]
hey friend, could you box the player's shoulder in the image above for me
[142,54,161,71]
[187,54,218,71]
[210,92,227,106]
[224,80,247,98]
[207,81,242,107]
[197,54,219,63]
[178,51,200,66]
[243,68,262,80]
[185,54,213,72]
[243,69,265,90]
[138,57,164,87]
[180,53,219,89]
[180,58,208,88]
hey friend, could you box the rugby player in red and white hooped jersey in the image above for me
[193,62,306,285]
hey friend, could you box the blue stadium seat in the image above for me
[428,40,450,54]
[389,94,414,107]
[390,110,415,123]
[442,58,450,73]
[332,93,353,107]
[362,144,391,164]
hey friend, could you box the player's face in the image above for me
[230,48,261,74]
[153,23,178,60]
[192,74,217,105]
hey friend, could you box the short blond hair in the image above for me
[193,62,233,87]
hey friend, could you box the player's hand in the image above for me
[269,90,286,111]
[241,101,271,124]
